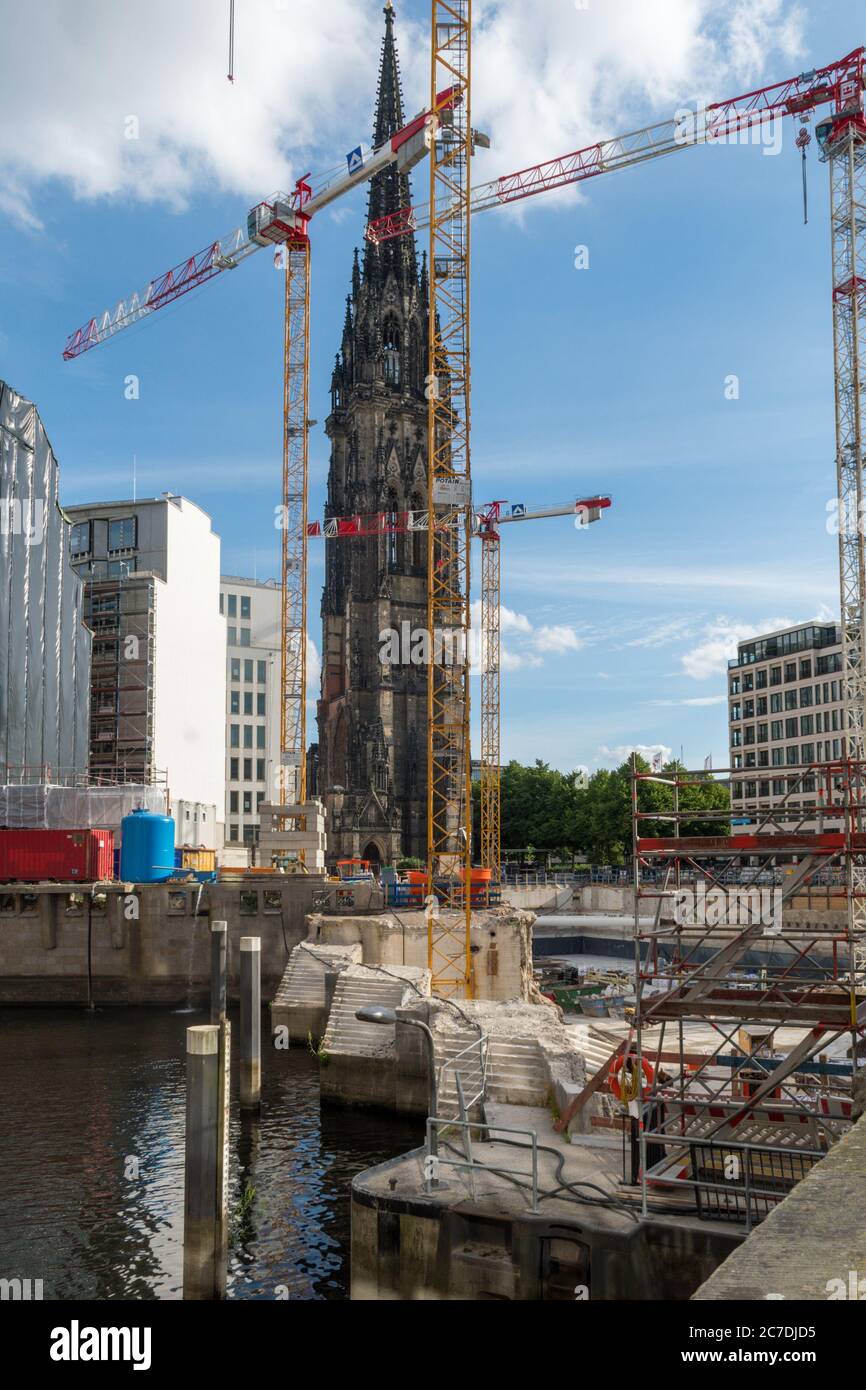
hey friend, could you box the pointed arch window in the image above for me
[387,488,400,569]
[383,316,402,386]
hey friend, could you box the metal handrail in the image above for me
[437,1033,489,1114]
[424,1116,539,1211]
[640,1126,826,1231]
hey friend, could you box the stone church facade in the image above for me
[316,5,428,867]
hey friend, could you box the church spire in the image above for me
[364,2,418,287]
[373,1,403,148]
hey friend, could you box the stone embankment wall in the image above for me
[0,876,326,1005]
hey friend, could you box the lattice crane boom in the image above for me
[62,85,451,833]
[366,47,865,244]
[366,42,866,993]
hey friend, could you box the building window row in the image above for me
[230,691,267,716]
[221,593,252,620]
[229,757,267,782]
[229,790,266,816]
[230,658,268,683]
[227,822,260,846]
[735,625,839,667]
[229,724,267,750]
[731,680,841,720]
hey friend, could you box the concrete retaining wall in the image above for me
[575,885,635,914]
[0,876,326,1005]
[309,908,534,1003]
[502,884,574,913]
[351,1158,741,1300]
[694,1112,866,1301]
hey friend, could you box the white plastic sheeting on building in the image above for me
[0,784,166,836]
[0,381,91,779]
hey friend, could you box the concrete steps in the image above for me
[322,969,420,1057]
[270,942,362,1042]
[435,1032,550,1120]
[273,947,327,1008]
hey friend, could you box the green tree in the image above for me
[473,754,730,865]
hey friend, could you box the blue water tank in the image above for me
[120,809,176,883]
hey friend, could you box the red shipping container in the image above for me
[0,829,115,883]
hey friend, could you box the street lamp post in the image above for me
[355,1004,437,1120]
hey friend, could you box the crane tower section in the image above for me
[819,59,866,970]
[427,0,473,996]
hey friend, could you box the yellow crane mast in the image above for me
[427,0,474,997]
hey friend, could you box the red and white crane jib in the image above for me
[62,86,459,361]
[306,494,612,539]
[364,48,866,245]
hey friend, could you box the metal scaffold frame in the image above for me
[427,0,473,996]
[280,239,311,810]
[827,114,866,967]
[631,758,866,1228]
[480,528,501,882]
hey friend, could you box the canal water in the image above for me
[0,1007,421,1300]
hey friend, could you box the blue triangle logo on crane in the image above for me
[347,146,364,174]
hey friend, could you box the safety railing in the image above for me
[385,881,501,908]
[500,871,578,887]
[640,1128,826,1231]
[437,1033,488,1117]
[424,1116,539,1211]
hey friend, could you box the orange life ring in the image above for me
[609,1054,654,1102]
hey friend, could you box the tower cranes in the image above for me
[366,43,866,975]
[306,491,613,885]
[62,85,453,823]
[475,496,611,882]
[62,19,866,1002]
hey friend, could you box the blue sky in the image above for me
[0,0,861,774]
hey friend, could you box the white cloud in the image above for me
[306,637,321,693]
[680,616,793,681]
[509,559,835,603]
[533,623,583,655]
[597,742,673,768]
[0,0,805,231]
[499,604,532,636]
[501,646,543,673]
[469,600,577,671]
[626,617,697,650]
[471,0,804,220]
[0,0,386,230]
[650,694,727,707]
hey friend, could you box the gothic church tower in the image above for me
[317,3,428,867]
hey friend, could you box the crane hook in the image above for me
[796,120,811,225]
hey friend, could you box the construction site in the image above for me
[3,0,866,1333]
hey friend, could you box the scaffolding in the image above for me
[84,572,156,784]
[631,759,866,1227]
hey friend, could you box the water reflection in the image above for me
[0,1007,420,1300]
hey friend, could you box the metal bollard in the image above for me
[210,919,227,1024]
[183,1024,221,1299]
[240,936,261,1109]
